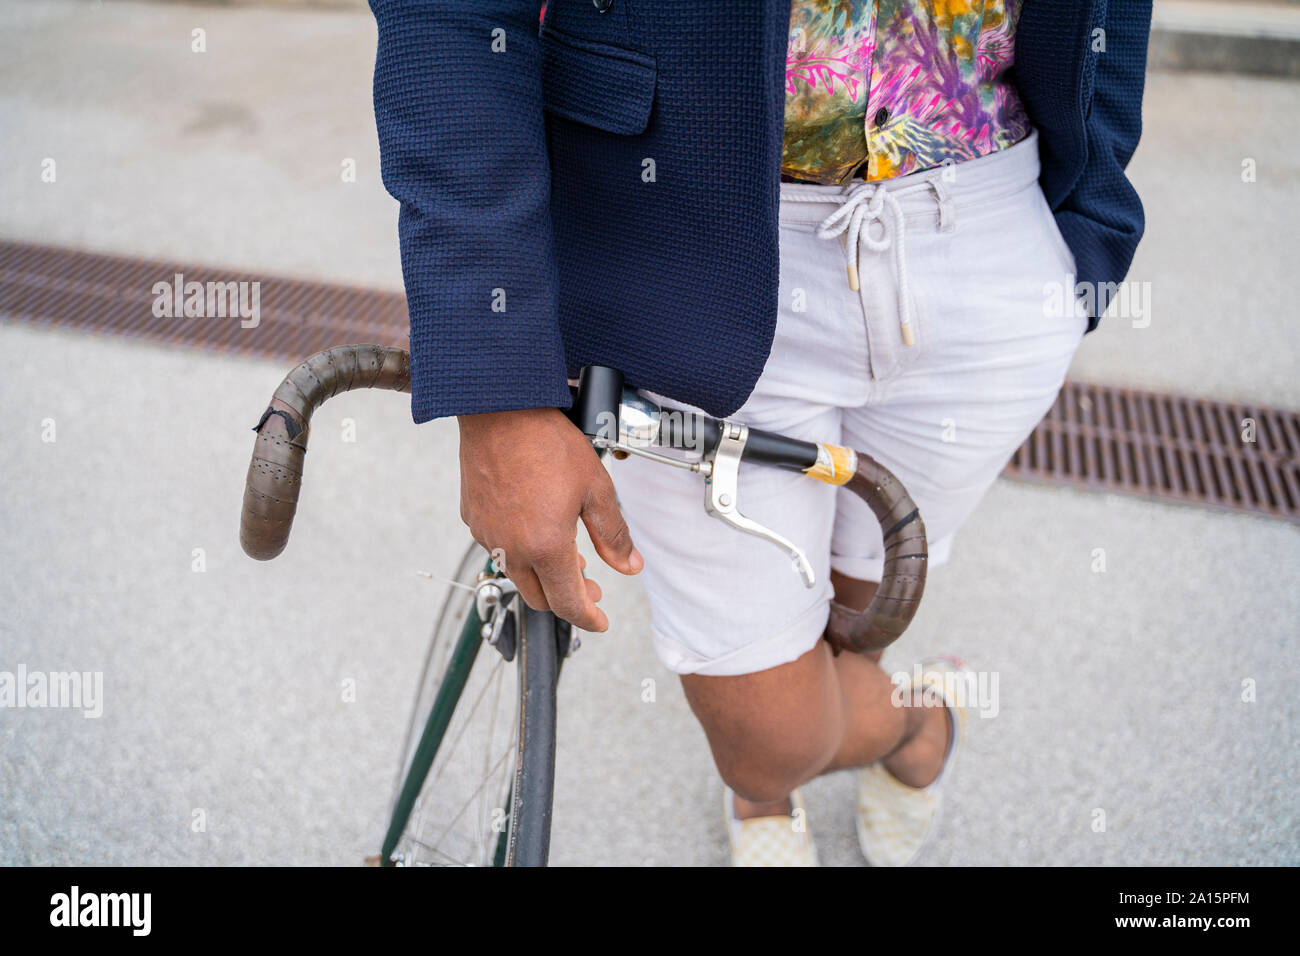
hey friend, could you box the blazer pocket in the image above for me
[540,27,656,135]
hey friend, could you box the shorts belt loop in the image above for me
[929,177,956,234]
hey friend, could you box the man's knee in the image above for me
[680,645,844,802]
[712,731,837,803]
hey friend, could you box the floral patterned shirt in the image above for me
[783,0,1031,184]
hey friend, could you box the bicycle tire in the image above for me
[503,604,560,867]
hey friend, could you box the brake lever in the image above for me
[595,390,816,588]
[704,422,816,589]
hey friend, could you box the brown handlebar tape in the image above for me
[240,345,411,560]
[240,346,925,654]
[821,454,928,655]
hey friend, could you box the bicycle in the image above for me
[239,344,928,866]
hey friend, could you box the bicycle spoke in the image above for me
[425,654,509,789]
[423,745,515,862]
[404,834,476,867]
[403,647,516,866]
[474,658,511,861]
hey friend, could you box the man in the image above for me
[368,0,1150,865]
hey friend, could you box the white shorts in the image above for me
[609,130,1088,676]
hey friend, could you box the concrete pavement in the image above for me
[1,0,1297,866]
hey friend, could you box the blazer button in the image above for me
[593,0,613,12]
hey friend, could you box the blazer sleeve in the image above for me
[369,0,573,422]
[1054,0,1153,329]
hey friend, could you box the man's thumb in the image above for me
[581,488,642,575]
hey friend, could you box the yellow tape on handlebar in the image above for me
[805,443,857,485]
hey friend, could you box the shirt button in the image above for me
[593,0,613,12]
[873,107,890,128]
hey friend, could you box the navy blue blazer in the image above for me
[370,0,1152,423]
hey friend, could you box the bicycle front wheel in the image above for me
[382,542,561,867]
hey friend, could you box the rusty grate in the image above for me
[0,239,409,361]
[1005,380,1300,523]
[3,240,1298,523]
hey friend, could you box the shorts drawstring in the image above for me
[787,174,956,348]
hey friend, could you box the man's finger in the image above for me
[532,542,607,632]
[508,564,549,615]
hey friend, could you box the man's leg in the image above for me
[681,570,949,819]
[823,573,951,788]
[690,150,1092,831]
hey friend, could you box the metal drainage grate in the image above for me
[1005,380,1300,523]
[3,240,1298,523]
[0,238,409,361]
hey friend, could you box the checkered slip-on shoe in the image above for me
[723,786,819,867]
[856,655,971,867]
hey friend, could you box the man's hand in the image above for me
[457,407,642,632]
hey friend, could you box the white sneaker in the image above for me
[856,655,970,866]
[723,786,819,867]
